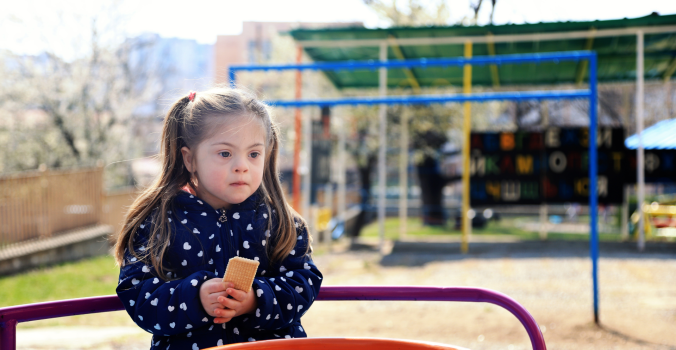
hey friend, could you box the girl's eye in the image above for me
[219,151,231,158]
[250,152,260,159]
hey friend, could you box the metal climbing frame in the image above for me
[229,50,600,322]
[0,286,546,350]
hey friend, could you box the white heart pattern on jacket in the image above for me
[279,266,287,272]
[201,212,207,216]
[275,285,281,291]
[168,305,175,312]
[304,263,311,270]
[182,260,187,266]
[215,245,221,252]
[181,219,187,224]
[233,212,240,219]
[150,298,158,306]
[145,292,150,299]
[190,279,198,287]
[183,242,191,250]
[295,286,303,293]
[257,289,263,297]
[243,241,250,249]
[209,234,214,239]
[154,324,160,330]
[287,303,292,310]
[246,224,253,230]
[129,300,135,306]
[192,343,198,350]
[286,271,293,277]
[142,265,150,273]
[131,278,140,285]
[170,322,175,328]
[193,228,200,234]
[197,251,203,257]
[180,302,187,310]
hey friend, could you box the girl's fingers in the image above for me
[226,288,247,301]
[218,295,238,310]
[213,316,232,323]
[214,307,236,319]
[204,279,227,293]
[208,292,228,303]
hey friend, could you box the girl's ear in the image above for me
[181,146,195,173]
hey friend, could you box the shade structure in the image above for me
[288,13,676,89]
[626,118,676,150]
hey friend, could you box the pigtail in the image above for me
[114,96,193,280]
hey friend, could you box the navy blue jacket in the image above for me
[116,191,323,350]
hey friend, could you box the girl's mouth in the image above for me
[230,182,247,186]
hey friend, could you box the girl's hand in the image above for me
[199,279,236,323]
[217,286,258,319]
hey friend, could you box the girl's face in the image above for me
[181,116,267,209]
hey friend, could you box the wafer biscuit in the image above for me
[222,257,259,292]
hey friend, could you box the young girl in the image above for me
[114,88,322,350]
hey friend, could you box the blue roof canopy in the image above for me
[625,119,676,150]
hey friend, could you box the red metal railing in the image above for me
[0,286,546,350]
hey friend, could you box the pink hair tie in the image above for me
[188,91,196,102]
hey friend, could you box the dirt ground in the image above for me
[16,238,676,350]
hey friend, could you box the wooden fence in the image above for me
[0,167,139,247]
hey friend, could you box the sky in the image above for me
[1,0,676,56]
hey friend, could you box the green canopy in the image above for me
[289,13,676,89]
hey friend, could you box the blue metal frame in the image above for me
[230,51,600,323]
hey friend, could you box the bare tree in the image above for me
[362,0,451,26]
[0,2,162,188]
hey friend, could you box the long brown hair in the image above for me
[113,88,308,279]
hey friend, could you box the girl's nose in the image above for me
[232,156,249,173]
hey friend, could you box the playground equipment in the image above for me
[632,202,676,239]
[0,286,546,350]
[228,50,601,323]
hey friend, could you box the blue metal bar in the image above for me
[228,67,237,88]
[265,89,591,108]
[229,51,595,73]
[588,53,599,325]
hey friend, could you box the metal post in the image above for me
[337,110,347,236]
[399,108,409,240]
[378,42,388,253]
[539,204,548,240]
[302,105,312,233]
[0,318,17,350]
[461,41,473,253]
[228,68,236,88]
[293,46,303,213]
[589,53,600,325]
[636,31,646,252]
[621,185,629,241]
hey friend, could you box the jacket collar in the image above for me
[174,189,263,213]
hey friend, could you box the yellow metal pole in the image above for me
[461,41,473,254]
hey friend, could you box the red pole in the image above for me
[292,46,302,214]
